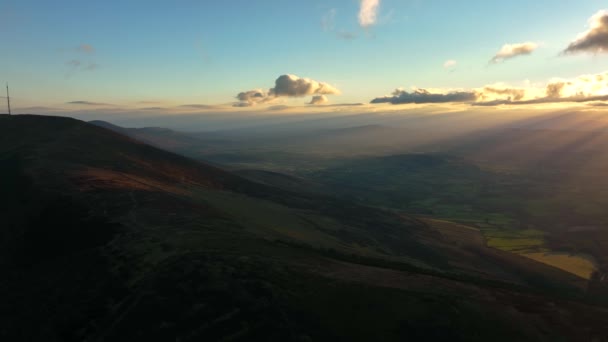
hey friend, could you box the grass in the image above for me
[187,188,394,258]
[480,228,546,253]
[190,189,346,248]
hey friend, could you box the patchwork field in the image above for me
[423,218,599,280]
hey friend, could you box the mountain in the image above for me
[89,119,226,152]
[2,115,608,341]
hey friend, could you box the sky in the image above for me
[2,0,608,118]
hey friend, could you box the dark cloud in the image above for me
[178,104,217,109]
[234,89,272,107]
[15,106,61,112]
[267,105,291,111]
[233,102,254,108]
[546,82,566,98]
[66,101,111,106]
[140,107,165,111]
[564,10,608,54]
[309,95,329,105]
[550,94,608,104]
[237,90,268,102]
[483,87,526,101]
[371,88,478,104]
[490,42,538,64]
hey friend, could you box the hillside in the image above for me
[1,115,608,341]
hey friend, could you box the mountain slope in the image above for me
[1,115,608,341]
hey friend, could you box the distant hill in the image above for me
[88,119,128,132]
[234,169,326,194]
[90,119,219,151]
[2,115,608,341]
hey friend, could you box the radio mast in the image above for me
[6,83,11,115]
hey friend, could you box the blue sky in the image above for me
[2,0,608,110]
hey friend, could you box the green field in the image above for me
[479,227,545,252]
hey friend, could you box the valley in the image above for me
[91,119,608,285]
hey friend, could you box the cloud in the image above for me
[325,103,365,107]
[482,87,526,101]
[267,105,291,111]
[15,106,62,112]
[545,72,608,98]
[139,107,165,111]
[371,88,478,104]
[372,70,608,107]
[564,10,608,55]
[235,74,341,107]
[178,104,217,110]
[474,71,608,106]
[309,95,329,105]
[587,102,608,107]
[77,44,95,54]
[359,0,380,28]
[66,101,111,106]
[235,89,273,107]
[490,42,538,63]
[273,74,340,97]
[546,82,566,98]
[443,60,457,69]
[474,94,608,106]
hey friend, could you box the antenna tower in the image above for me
[6,83,11,115]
